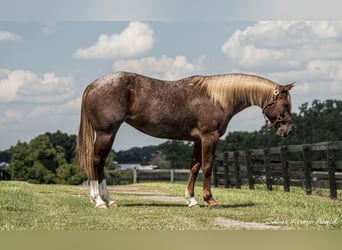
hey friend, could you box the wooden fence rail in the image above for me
[213,141,342,199]
[132,169,203,183]
[106,169,203,185]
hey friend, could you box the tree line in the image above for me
[1,99,341,184]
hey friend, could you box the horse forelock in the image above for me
[190,74,277,108]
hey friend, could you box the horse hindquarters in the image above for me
[77,80,127,208]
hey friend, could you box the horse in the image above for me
[76,71,294,208]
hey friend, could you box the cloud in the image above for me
[222,21,342,71]
[0,31,22,41]
[73,21,154,59]
[0,69,75,103]
[113,55,205,80]
[28,96,81,119]
[221,21,342,110]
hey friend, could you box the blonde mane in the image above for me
[190,73,277,109]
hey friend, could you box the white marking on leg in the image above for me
[99,179,117,207]
[90,180,107,208]
[185,189,199,207]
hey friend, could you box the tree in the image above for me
[8,131,84,184]
[294,99,342,143]
[8,141,31,180]
[56,163,85,185]
[11,135,58,183]
[105,150,118,170]
[115,145,158,164]
[148,151,171,169]
[157,141,192,169]
[46,130,76,163]
[0,150,11,163]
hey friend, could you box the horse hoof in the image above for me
[95,203,107,209]
[209,204,221,209]
[107,202,119,208]
[205,201,220,209]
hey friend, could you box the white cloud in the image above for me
[0,31,22,41]
[28,96,81,119]
[0,69,75,103]
[113,55,205,80]
[73,21,154,59]
[222,21,342,111]
[222,21,342,71]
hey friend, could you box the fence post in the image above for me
[302,145,312,195]
[223,152,230,188]
[133,168,138,184]
[264,148,272,191]
[280,146,290,192]
[245,150,254,190]
[233,151,241,189]
[326,145,337,199]
[170,169,175,183]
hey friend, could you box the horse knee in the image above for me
[93,155,101,166]
[202,164,212,177]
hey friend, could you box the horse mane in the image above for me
[189,73,277,108]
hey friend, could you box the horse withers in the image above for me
[76,72,294,208]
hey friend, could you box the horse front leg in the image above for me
[201,132,220,208]
[185,141,201,208]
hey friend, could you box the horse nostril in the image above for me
[288,130,293,136]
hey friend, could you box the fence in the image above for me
[213,141,342,199]
[0,169,11,180]
[106,168,203,185]
[106,141,342,199]
[132,169,203,183]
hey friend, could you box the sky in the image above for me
[1,1,342,151]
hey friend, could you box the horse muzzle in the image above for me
[276,124,292,137]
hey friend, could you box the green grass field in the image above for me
[0,181,341,230]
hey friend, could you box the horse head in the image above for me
[263,83,295,137]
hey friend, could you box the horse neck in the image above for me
[227,75,276,114]
[190,74,277,113]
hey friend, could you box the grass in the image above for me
[0,181,341,230]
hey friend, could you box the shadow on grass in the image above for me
[121,202,256,208]
[217,202,256,209]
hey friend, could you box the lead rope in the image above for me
[263,113,272,131]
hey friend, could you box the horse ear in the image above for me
[281,82,295,92]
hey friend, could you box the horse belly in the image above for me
[125,112,196,141]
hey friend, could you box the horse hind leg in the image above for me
[201,132,220,209]
[89,180,107,209]
[185,141,201,208]
[91,129,118,208]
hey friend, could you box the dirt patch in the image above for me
[139,195,185,202]
[214,217,285,230]
[111,186,185,202]
[109,186,164,195]
[108,185,185,202]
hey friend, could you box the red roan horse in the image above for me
[76,72,294,208]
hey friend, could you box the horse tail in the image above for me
[76,85,95,180]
